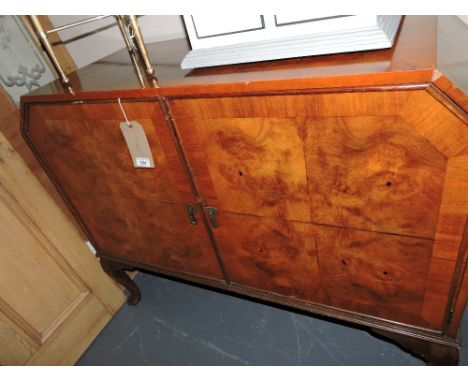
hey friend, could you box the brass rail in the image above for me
[46,15,113,34]
[28,15,158,92]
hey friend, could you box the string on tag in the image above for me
[117,98,132,128]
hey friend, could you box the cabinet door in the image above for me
[24,100,223,281]
[169,90,468,330]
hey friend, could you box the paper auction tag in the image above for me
[119,121,155,168]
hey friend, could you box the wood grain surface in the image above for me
[170,88,467,330]
[25,100,224,281]
[19,15,468,364]
[23,86,468,334]
[23,16,444,99]
[303,115,446,239]
[71,191,221,279]
[314,225,433,327]
[217,214,321,301]
[216,213,434,328]
[172,91,447,238]
[21,17,467,116]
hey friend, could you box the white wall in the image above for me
[48,15,186,69]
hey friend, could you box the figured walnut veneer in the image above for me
[27,101,223,281]
[170,89,467,333]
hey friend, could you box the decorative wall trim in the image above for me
[0,16,55,104]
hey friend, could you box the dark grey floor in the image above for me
[77,272,468,366]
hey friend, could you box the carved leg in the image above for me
[371,329,459,366]
[100,258,141,306]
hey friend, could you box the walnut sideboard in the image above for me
[20,16,468,365]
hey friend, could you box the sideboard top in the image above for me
[24,16,467,108]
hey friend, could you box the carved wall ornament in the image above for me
[0,16,54,103]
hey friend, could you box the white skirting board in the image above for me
[181,16,402,70]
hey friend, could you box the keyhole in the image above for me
[383,271,388,276]
[239,170,244,176]
[386,181,392,187]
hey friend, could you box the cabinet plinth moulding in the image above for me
[21,16,468,365]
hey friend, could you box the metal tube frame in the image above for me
[46,15,112,35]
[115,16,146,88]
[28,15,158,91]
[29,15,72,91]
[127,15,158,87]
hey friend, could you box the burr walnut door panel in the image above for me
[24,100,223,281]
[170,90,468,330]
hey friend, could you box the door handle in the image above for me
[205,206,219,228]
[186,204,198,225]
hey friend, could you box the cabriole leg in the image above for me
[100,258,141,306]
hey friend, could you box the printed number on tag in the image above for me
[135,157,152,168]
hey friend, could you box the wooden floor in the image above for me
[76,272,468,366]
